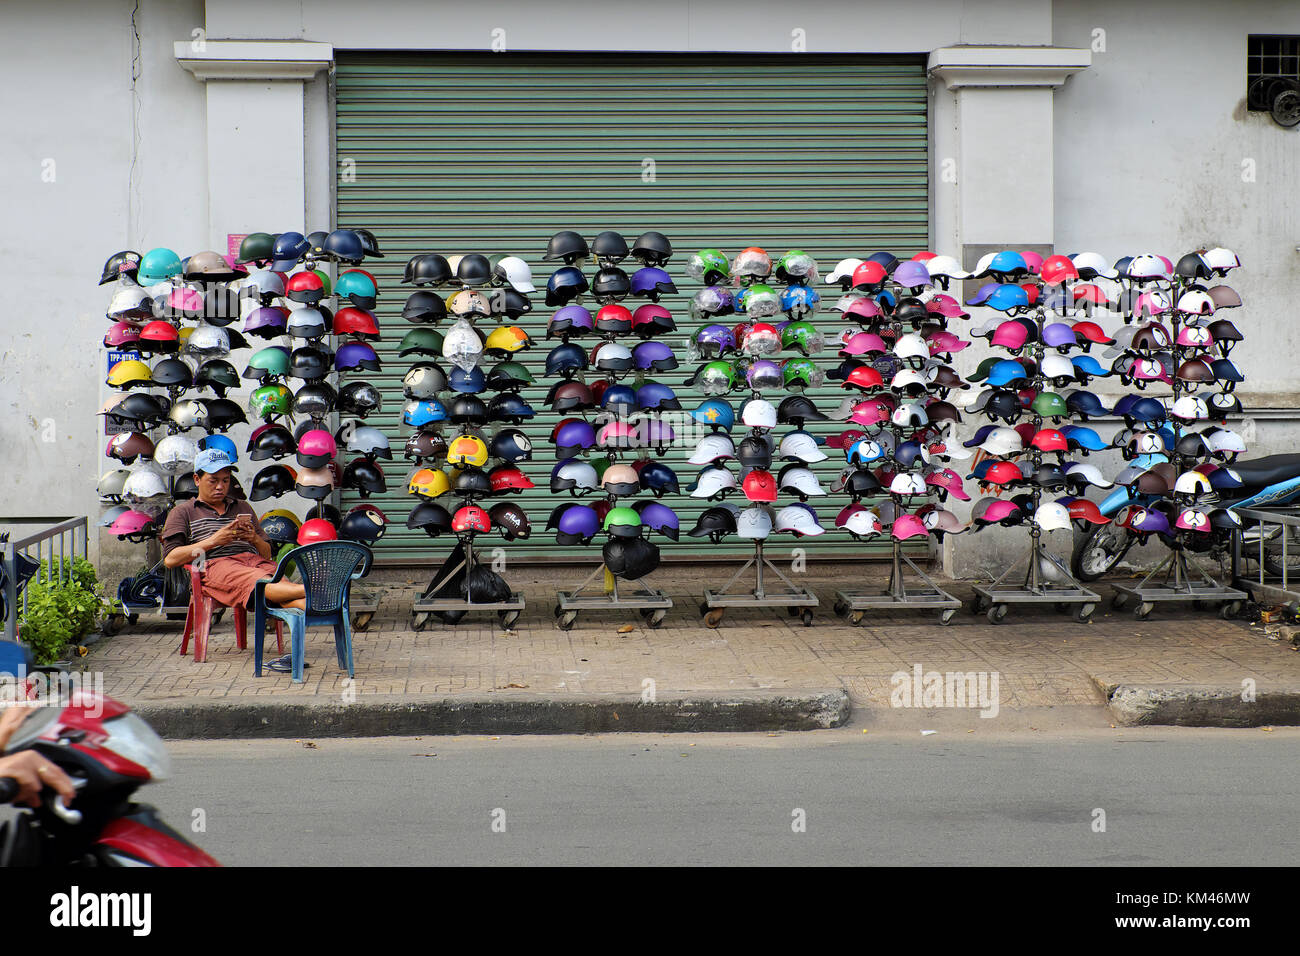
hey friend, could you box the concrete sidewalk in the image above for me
[78,565,1300,736]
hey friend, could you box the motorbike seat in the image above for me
[1228,454,1300,494]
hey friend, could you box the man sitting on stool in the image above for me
[161,448,306,672]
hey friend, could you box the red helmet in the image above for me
[1039,254,1079,286]
[851,261,888,289]
[297,518,338,545]
[1030,428,1068,452]
[452,504,491,534]
[332,306,381,338]
[1065,499,1111,525]
[488,464,535,493]
[984,461,1023,486]
[843,366,885,392]
[742,469,777,502]
[287,270,325,302]
[1071,320,1114,345]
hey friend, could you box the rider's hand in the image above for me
[0,725,76,808]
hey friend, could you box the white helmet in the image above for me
[1203,247,1240,272]
[239,270,286,301]
[891,369,928,393]
[775,504,824,536]
[494,255,535,293]
[186,325,230,357]
[403,366,443,399]
[168,399,206,430]
[889,473,928,497]
[842,509,883,538]
[1174,471,1213,496]
[737,505,774,539]
[1040,353,1075,381]
[740,398,777,429]
[98,468,132,499]
[829,395,859,422]
[1175,290,1215,316]
[832,292,868,313]
[442,319,483,372]
[347,426,391,456]
[1071,251,1118,278]
[1064,463,1113,488]
[1033,501,1073,531]
[1170,396,1209,422]
[555,460,599,491]
[779,467,826,498]
[891,402,929,428]
[152,436,197,475]
[779,430,828,463]
[925,438,971,461]
[979,427,1023,456]
[688,433,737,465]
[691,465,737,499]
[123,466,169,499]
[922,507,967,535]
[106,283,153,320]
[825,258,863,285]
[1205,428,1245,457]
[924,254,970,280]
[893,333,930,363]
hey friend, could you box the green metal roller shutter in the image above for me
[335,52,928,563]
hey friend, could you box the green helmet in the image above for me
[590,454,614,482]
[603,506,643,537]
[776,249,818,283]
[968,356,1003,383]
[236,232,274,265]
[489,360,534,387]
[137,247,182,285]
[250,383,293,419]
[309,268,332,297]
[782,357,821,389]
[398,328,445,357]
[695,359,736,396]
[688,248,731,285]
[1031,391,1068,419]
[780,320,822,356]
[244,346,290,381]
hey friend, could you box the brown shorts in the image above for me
[200,553,279,610]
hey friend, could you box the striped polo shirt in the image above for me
[161,498,264,562]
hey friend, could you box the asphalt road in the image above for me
[102,725,1300,866]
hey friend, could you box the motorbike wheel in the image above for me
[1071,524,1136,582]
[1262,524,1300,578]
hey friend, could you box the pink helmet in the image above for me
[296,428,338,468]
[925,467,970,501]
[891,514,929,541]
[838,331,887,356]
[1135,290,1171,318]
[104,322,143,348]
[632,303,672,331]
[848,399,891,427]
[990,321,1030,350]
[1176,325,1213,349]
[926,293,969,318]
[1175,508,1210,533]
[841,298,884,323]
[597,421,639,448]
[168,286,205,315]
[981,499,1022,525]
[1133,358,1172,384]
[926,330,968,355]
[1019,250,1044,275]
[108,509,156,539]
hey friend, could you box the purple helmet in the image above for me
[549,305,593,337]
[637,501,680,540]
[746,359,783,390]
[630,267,677,300]
[636,382,681,410]
[1131,507,1171,536]
[336,341,381,372]
[556,504,599,544]
[554,419,597,457]
[244,306,288,338]
[891,261,931,289]
[694,324,736,357]
[633,340,678,371]
[634,418,676,448]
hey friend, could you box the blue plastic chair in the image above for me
[253,541,372,684]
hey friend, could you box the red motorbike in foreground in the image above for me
[0,691,219,866]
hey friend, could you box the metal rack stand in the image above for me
[411,536,524,629]
[555,561,671,630]
[834,538,960,625]
[699,539,819,627]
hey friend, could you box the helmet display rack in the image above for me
[968,266,1101,624]
[1108,255,1247,618]
[551,238,674,631]
[830,280,964,626]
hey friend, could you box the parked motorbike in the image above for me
[0,684,219,866]
[1071,453,1300,581]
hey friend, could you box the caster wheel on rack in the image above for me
[1192,600,1208,611]
[939,609,957,626]
[1075,603,1095,623]
[558,611,578,631]
[499,610,520,629]
[103,613,127,636]
[833,600,847,616]
[987,604,1009,625]
[970,595,988,615]
[1111,593,1127,610]
[704,608,725,628]
[553,604,562,618]
[847,610,865,626]
[1221,601,1243,619]
[800,609,814,627]
[353,612,373,631]
[411,612,430,631]
[699,602,710,618]
[648,609,667,628]
[1135,603,1154,620]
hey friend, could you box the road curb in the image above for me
[131,688,852,739]
[1096,678,1300,727]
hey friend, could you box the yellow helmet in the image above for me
[484,325,531,355]
[106,359,154,388]
[407,467,450,499]
[260,508,302,528]
[446,434,489,468]
[447,290,490,317]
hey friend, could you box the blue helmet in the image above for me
[197,433,238,464]
[1059,425,1107,451]
[781,285,820,317]
[402,398,448,427]
[986,359,1031,387]
[987,284,1030,313]
[600,384,638,416]
[1071,354,1110,378]
[690,399,735,432]
[449,366,486,394]
[1066,390,1110,419]
[985,250,1028,276]
[637,381,681,411]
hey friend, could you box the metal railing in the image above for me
[1232,507,1300,608]
[1,517,89,642]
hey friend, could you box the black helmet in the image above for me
[173,471,198,500]
[845,468,882,501]
[686,506,737,543]
[592,267,630,301]
[498,288,533,320]
[894,297,930,327]
[544,230,589,264]
[1175,252,1212,280]
[449,396,489,425]
[637,461,680,497]
[591,230,629,265]
[407,501,452,537]
[349,228,385,259]
[293,381,337,418]
[290,346,331,381]
[603,536,661,579]
[194,359,238,397]
[108,393,168,427]
[737,435,773,470]
[342,459,387,498]
[339,505,387,544]
[100,250,141,285]
[323,229,365,264]
[305,502,342,527]
[405,254,452,287]
[985,391,1022,424]
[452,466,493,498]
[488,428,532,462]
[305,231,330,258]
[405,431,448,462]
[631,231,672,267]
[545,342,589,377]
[487,393,535,424]
[1176,433,1211,458]
[250,464,295,501]
[1034,463,1066,490]
[337,381,383,418]
[456,253,492,288]
[777,395,827,426]
[201,398,247,432]
[489,502,531,541]
[151,357,193,388]
[401,291,447,323]
[248,424,296,461]
[203,287,242,327]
